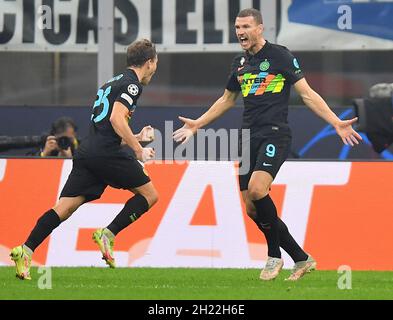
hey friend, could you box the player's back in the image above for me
[76,69,143,159]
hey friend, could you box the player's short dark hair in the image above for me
[126,39,157,68]
[237,8,263,25]
[50,117,77,135]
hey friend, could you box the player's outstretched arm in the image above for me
[111,102,155,162]
[173,89,239,144]
[294,78,362,146]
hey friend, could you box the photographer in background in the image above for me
[38,117,79,158]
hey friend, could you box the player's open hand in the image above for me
[136,147,155,163]
[138,125,155,142]
[173,116,199,144]
[335,117,363,146]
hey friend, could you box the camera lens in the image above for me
[56,136,72,150]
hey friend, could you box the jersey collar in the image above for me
[246,40,270,60]
[126,68,140,83]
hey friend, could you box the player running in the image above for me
[173,9,362,281]
[10,39,158,280]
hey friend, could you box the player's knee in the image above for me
[53,199,81,221]
[246,206,257,220]
[144,190,159,208]
[52,205,74,221]
[243,199,257,219]
[247,184,269,201]
[149,192,159,208]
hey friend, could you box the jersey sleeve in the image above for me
[115,80,142,111]
[281,49,304,85]
[225,54,243,92]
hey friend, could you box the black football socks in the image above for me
[23,195,150,252]
[252,195,281,258]
[277,218,308,263]
[252,194,308,262]
[106,194,149,236]
[24,209,61,252]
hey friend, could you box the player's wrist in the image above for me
[194,119,203,131]
[134,146,144,155]
[332,119,341,130]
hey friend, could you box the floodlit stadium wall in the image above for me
[0,158,392,270]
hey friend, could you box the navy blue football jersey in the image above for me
[76,69,142,158]
[226,41,304,136]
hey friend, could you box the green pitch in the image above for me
[0,267,392,300]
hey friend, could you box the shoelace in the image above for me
[293,261,307,272]
[266,259,278,269]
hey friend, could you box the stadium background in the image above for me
[1,0,392,274]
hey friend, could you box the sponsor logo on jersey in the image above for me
[237,72,285,97]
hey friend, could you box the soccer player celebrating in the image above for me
[10,39,159,280]
[173,9,362,281]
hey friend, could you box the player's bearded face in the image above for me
[235,16,262,52]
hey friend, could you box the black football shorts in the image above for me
[60,157,151,202]
[239,128,291,191]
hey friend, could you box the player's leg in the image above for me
[239,136,282,280]
[25,196,85,251]
[240,132,316,280]
[242,190,308,262]
[241,190,315,280]
[244,132,297,280]
[247,171,283,280]
[107,181,158,235]
[245,129,316,280]
[10,196,85,280]
[11,158,104,279]
[92,157,157,267]
[93,181,158,268]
